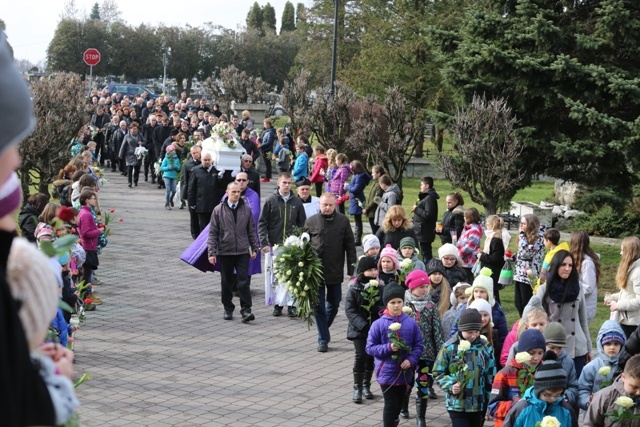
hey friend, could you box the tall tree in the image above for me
[301,80,356,153]
[89,2,100,20]
[59,0,80,20]
[246,2,263,32]
[47,19,85,74]
[431,0,640,196]
[281,1,296,32]
[295,3,307,26]
[100,0,121,24]
[158,25,208,95]
[262,3,277,33]
[107,22,161,82]
[348,87,425,189]
[18,73,90,199]
[439,94,529,215]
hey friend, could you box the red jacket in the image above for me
[309,155,328,184]
[489,358,535,427]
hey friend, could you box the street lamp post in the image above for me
[162,51,168,95]
[329,0,339,98]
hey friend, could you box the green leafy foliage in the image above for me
[573,189,628,214]
[572,205,640,238]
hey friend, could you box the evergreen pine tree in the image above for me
[263,3,277,33]
[246,2,263,31]
[89,2,100,20]
[281,1,296,32]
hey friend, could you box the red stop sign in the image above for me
[83,48,101,66]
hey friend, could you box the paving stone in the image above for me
[74,171,491,426]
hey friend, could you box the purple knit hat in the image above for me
[0,172,21,218]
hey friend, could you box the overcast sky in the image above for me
[4,0,311,64]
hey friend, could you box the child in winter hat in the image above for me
[383,281,406,305]
[7,237,79,424]
[467,267,496,306]
[362,234,381,258]
[378,244,400,285]
[398,236,426,272]
[405,270,430,291]
[458,308,483,332]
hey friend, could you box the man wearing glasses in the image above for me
[237,154,260,197]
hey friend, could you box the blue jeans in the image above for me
[315,283,342,344]
[163,177,176,205]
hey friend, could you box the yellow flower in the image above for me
[304,285,310,291]
[299,272,304,278]
[286,270,292,276]
[598,366,611,376]
[616,396,635,409]
[515,352,532,364]
[402,307,412,314]
[539,416,561,427]
[458,340,471,352]
[388,322,402,332]
[298,262,304,267]
[369,280,379,287]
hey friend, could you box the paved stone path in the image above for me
[74,171,461,427]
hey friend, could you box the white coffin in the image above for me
[201,137,246,171]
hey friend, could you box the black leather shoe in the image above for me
[272,305,283,317]
[128,183,132,188]
[287,307,297,317]
[223,311,233,320]
[317,342,328,353]
[241,311,255,323]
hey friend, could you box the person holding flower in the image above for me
[345,256,383,404]
[404,270,445,424]
[584,354,640,427]
[503,356,577,427]
[489,329,547,427]
[434,308,496,427]
[579,320,626,413]
[366,282,424,427]
[397,237,426,272]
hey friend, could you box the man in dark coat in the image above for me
[188,152,225,232]
[90,106,110,166]
[412,176,439,262]
[238,154,261,197]
[207,182,259,322]
[258,172,306,317]
[180,145,202,238]
[304,192,357,353]
[109,120,128,174]
[240,129,260,162]
[140,115,158,182]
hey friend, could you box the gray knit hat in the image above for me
[534,359,567,396]
[458,308,482,332]
[0,31,36,155]
[543,322,567,348]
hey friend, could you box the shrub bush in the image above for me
[573,189,628,214]
[572,205,640,237]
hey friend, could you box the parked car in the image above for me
[102,84,159,99]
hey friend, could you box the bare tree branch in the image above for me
[439,94,529,214]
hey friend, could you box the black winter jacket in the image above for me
[258,191,306,248]
[478,236,506,289]
[413,188,439,243]
[180,157,201,200]
[187,165,224,214]
[18,205,39,243]
[345,277,384,340]
[440,205,465,244]
[618,324,640,375]
[305,211,357,284]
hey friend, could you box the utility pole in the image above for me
[329,0,339,98]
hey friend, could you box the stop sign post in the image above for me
[83,48,101,92]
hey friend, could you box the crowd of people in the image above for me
[5,27,640,426]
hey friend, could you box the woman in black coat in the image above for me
[375,205,418,250]
[478,215,506,304]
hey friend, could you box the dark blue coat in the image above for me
[346,172,371,215]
